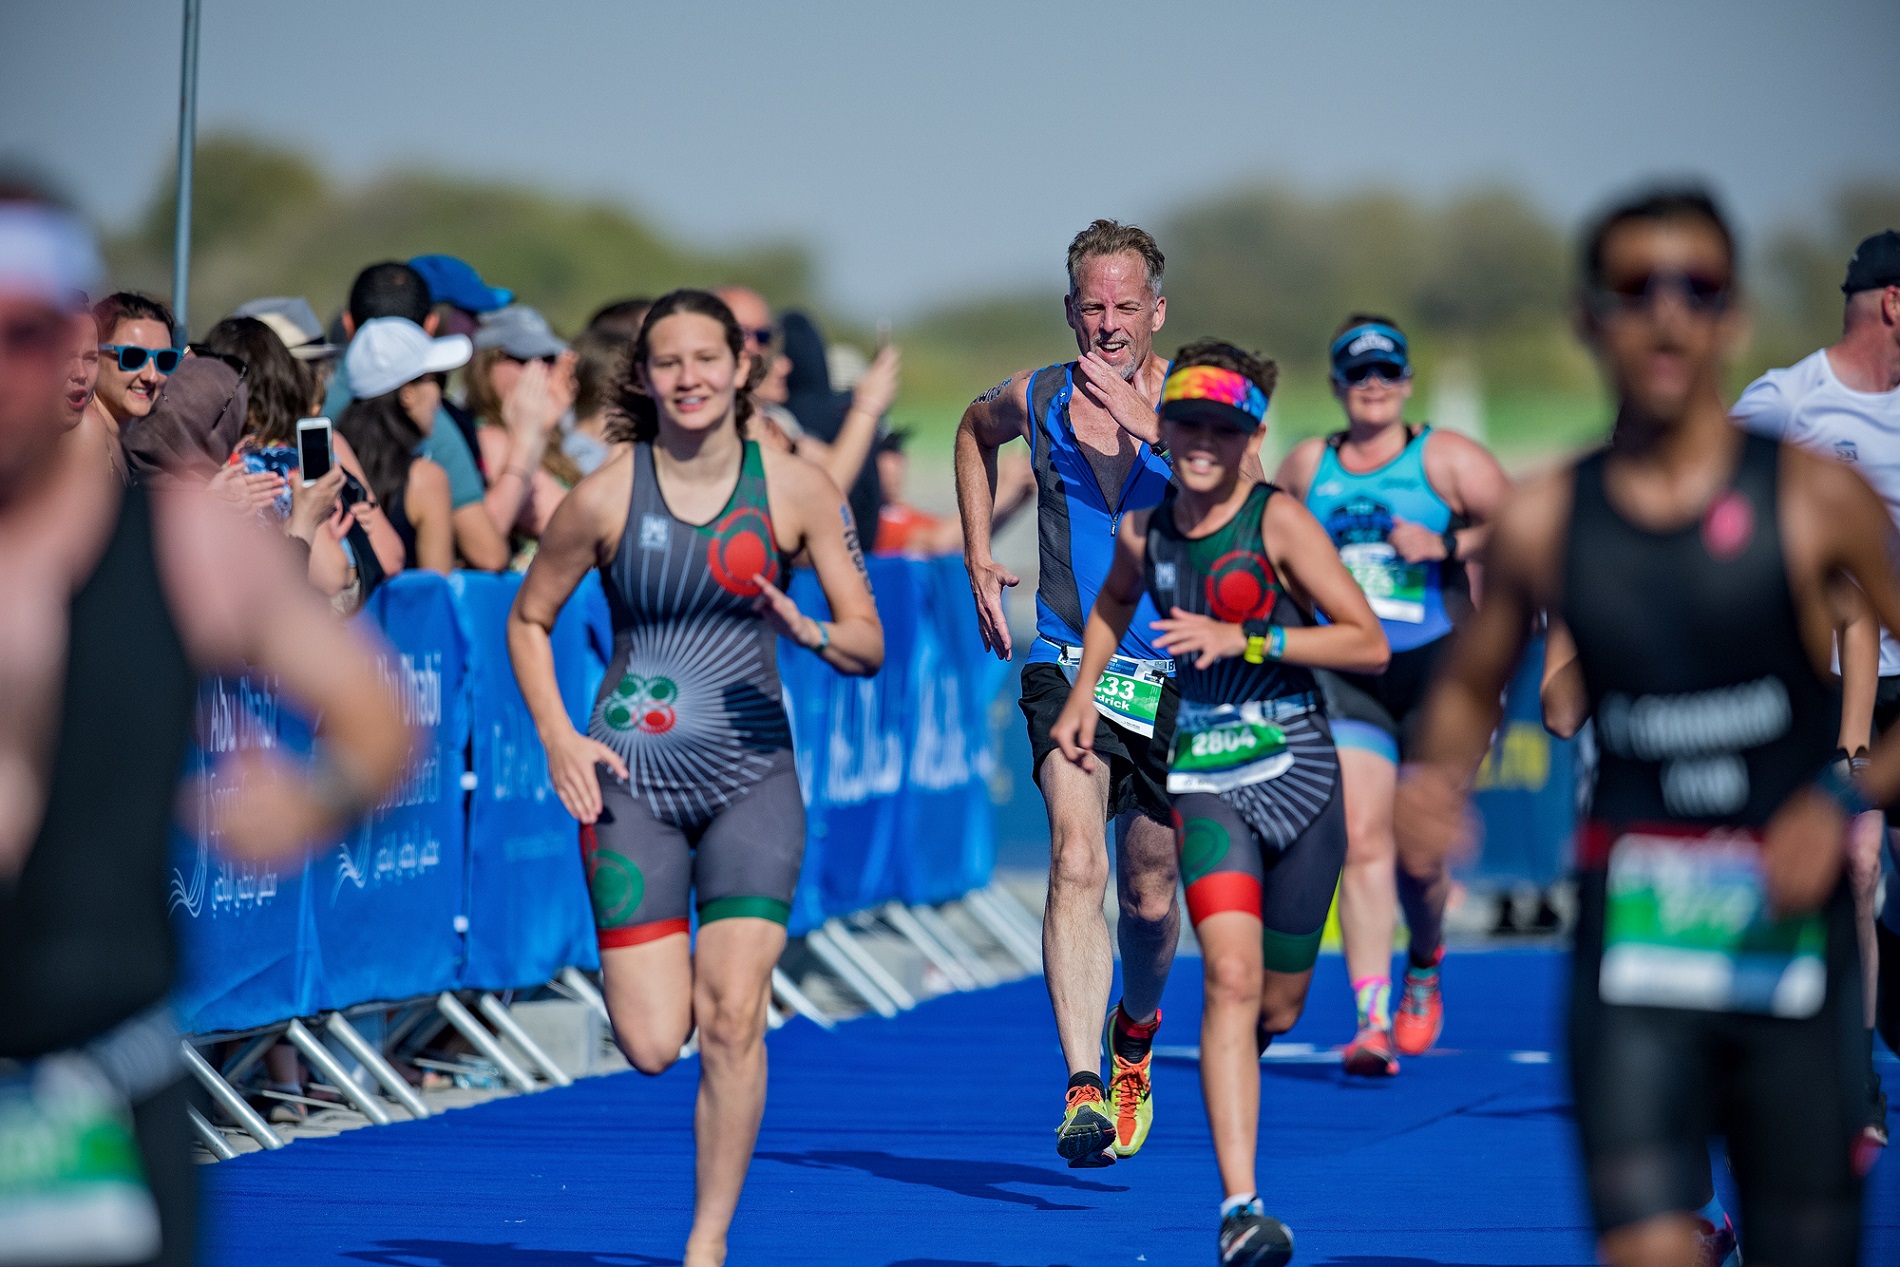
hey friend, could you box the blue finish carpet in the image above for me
[205,949,1898,1266]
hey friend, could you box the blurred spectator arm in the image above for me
[480,358,569,545]
[816,345,900,495]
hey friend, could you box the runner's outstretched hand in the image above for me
[1150,607,1245,669]
[967,556,1019,659]
[1761,785,1847,916]
[1049,689,1099,774]
[545,727,628,825]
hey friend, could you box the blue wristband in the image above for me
[1815,761,1873,817]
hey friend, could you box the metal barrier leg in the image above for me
[283,1019,392,1126]
[325,1013,430,1119]
[882,902,976,992]
[771,966,835,1031]
[478,994,573,1088]
[180,1042,283,1150]
[435,993,538,1092]
[964,889,1043,974]
[822,918,917,1010]
[912,903,1000,988]
[187,1106,238,1160]
[556,967,612,1026]
[219,1030,279,1083]
[983,882,1047,942]
[805,927,898,1018]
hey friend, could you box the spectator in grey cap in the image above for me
[232,297,341,363]
[465,304,577,554]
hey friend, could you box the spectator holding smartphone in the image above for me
[335,317,469,574]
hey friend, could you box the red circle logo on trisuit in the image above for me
[707,507,779,596]
[1204,550,1275,623]
[1701,491,1754,561]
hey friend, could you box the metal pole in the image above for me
[187,1106,238,1160]
[435,992,538,1092]
[478,993,573,1088]
[170,0,202,341]
[179,1042,283,1150]
[283,1019,392,1126]
[324,1013,430,1120]
[770,967,835,1032]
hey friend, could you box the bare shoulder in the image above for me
[1273,436,1327,493]
[564,444,635,525]
[410,457,449,496]
[762,441,844,507]
[1425,428,1503,471]
[961,367,1035,443]
[1264,482,1329,537]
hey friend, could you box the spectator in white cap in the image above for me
[334,317,470,573]
[464,304,576,552]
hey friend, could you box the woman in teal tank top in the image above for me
[1050,339,1389,1265]
[1276,313,1512,1079]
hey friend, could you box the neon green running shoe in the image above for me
[1055,1082,1116,1167]
[1105,1005,1160,1157]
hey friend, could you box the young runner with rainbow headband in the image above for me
[1052,341,1389,1266]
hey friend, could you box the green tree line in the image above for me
[106,136,1897,456]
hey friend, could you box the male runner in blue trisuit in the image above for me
[955,220,1180,1166]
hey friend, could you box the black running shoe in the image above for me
[1219,1203,1294,1266]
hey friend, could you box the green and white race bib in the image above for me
[1599,829,1827,1018]
[0,1054,162,1265]
[1339,542,1426,624]
[1057,651,1170,738]
[1167,700,1294,795]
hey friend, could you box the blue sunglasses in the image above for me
[100,344,182,374]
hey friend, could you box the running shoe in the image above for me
[1694,1211,1740,1267]
[1219,1201,1295,1266]
[1055,1083,1116,1167]
[1855,1076,1889,1176]
[1104,1006,1158,1158]
[1393,949,1445,1056]
[1341,1025,1399,1077]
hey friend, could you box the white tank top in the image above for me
[1734,347,1900,675]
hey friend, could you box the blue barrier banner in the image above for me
[781,556,1000,933]
[1466,635,1576,888]
[458,571,609,988]
[306,573,470,1012]
[170,557,1005,1033]
[168,676,315,1034]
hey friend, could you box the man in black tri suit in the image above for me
[1399,186,1900,1267]
[956,220,1181,1166]
[0,187,412,1266]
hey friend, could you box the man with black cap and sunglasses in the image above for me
[1276,315,1509,1078]
[1734,227,1900,1165]
[1400,185,1893,1267]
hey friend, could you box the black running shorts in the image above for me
[1020,661,1176,825]
[582,765,806,948]
[1173,777,1347,974]
[1568,873,1864,1265]
[1315,634,1450,763]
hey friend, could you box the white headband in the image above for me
[0,203,104,307]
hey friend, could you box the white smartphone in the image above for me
[296,417,334,486]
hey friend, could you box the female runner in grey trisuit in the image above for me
[508,289,882,1267]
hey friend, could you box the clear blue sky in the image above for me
[4,0,1895,317]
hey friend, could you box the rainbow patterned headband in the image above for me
[1159,364,1269,431]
